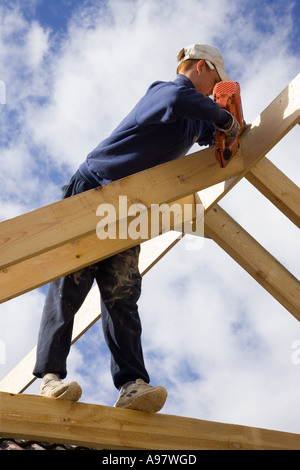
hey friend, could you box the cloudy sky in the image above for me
[0,0,299,437]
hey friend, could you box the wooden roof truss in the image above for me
[0,74,299,449]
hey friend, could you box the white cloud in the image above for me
[24,20,50,69]
[0,0,299,437]
[0,290,44,379]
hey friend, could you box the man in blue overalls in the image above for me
[33,44,240,413]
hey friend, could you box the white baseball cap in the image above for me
[177,44,231,81]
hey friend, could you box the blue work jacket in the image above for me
[79,74,229,186]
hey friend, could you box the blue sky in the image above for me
[0,0,299,435]
[18,0,87,30]
[30,0,84,31]
[18,0,300,37]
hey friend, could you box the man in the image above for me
[33,44,239,413]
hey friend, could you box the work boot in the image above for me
[114,379,167,413]
[39,373,82,401]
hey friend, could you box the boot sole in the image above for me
[117,387,167,413]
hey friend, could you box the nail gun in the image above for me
[213,81,244,168]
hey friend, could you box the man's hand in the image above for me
[215,111,240,141]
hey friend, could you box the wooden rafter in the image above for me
[0,147,243,270]
[1,391,300,450]
[0,195,193,304]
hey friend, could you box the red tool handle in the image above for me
[213,81,244,168]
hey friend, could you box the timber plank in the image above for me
[0,146,243,270]
[0,392,300,450]
[0,197,193,303]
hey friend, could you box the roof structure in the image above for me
[0,437,93,451]
[0,73,299,450]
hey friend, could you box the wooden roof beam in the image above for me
[0,196,193,303]
[1,391,300,450]
[0,146,243,271]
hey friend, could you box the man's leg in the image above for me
[96,245,149,389]
[33,267,95,380]
[33,170,96,399]
[96,246,167,412]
